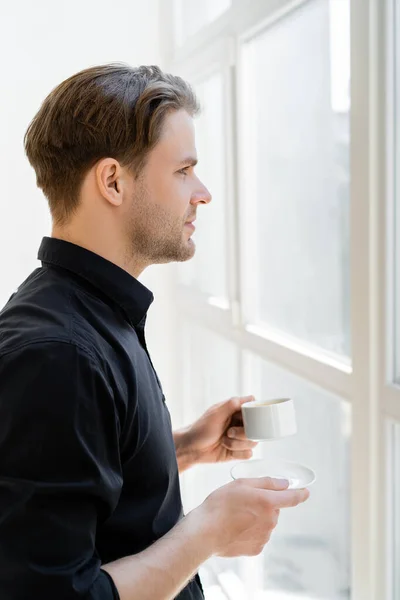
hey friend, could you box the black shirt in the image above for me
[0,237,204,600]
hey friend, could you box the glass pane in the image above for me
[178,73,228,302]
[240,0,351,357]
[394,0,400,380]
[179,323,243,588]
[244,352,351,599]
[180,322,239,510]
[388,421,400,599]
[174,0,231,45]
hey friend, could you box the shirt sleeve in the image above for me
[0,341,122,600]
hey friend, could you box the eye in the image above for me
[178,166,190,177]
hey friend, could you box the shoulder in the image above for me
[0,339,120,437]
[0,339,108,394]
[0,268,73,350]
[0,266,103,360]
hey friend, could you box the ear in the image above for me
[95,158,124,207]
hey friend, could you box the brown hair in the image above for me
[24,64,199,224]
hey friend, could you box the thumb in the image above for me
[225,395,255,415]
[239,395,255,406]
[238,476,290,491]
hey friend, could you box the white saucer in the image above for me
[230,457,316,490]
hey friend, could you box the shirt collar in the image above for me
[38,237,154,326]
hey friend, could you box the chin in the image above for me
[176,239,196,263]
[153,239,196,265]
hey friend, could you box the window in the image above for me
[159,0,395,597]
[179,322,240,512]
[392,424,400,600]
[174,0,231,46]
[387,3,400,598]
[178,72,229,303]
[179,323,243,589]
[239,0,350,358]
[388,422,400,600]
[245,353,351,598]
[394,0,400,381]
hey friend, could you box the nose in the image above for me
[190,180,212,206]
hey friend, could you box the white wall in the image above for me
[0,0,160,305]
[0,0,179,405]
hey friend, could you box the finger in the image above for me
[265,488,310,509]
[222,437,258,451]
[226,426,254,442]
[222,395,255,418]
[239,395,256,406]
[229,450,254,460]
[238,476,290,491]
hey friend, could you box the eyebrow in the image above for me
[177,157,198,168]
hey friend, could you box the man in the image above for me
[0,64,309,600]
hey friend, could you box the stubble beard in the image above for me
[126,185,196,266]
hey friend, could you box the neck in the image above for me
[51,224,148,279]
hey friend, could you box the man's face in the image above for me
[126,109,212,265]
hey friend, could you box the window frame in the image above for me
[160,0,395,598]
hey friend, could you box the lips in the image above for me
[185,214,196,226]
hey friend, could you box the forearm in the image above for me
[173,427,198,473]
[102,509,214,600]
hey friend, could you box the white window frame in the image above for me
[160,0,396,598]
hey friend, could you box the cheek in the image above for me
[166,177,191,215]
[146,173,191,219]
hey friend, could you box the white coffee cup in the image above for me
[241,398,297,441]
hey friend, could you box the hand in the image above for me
[181,396,258,466]
[193,477,310,557]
